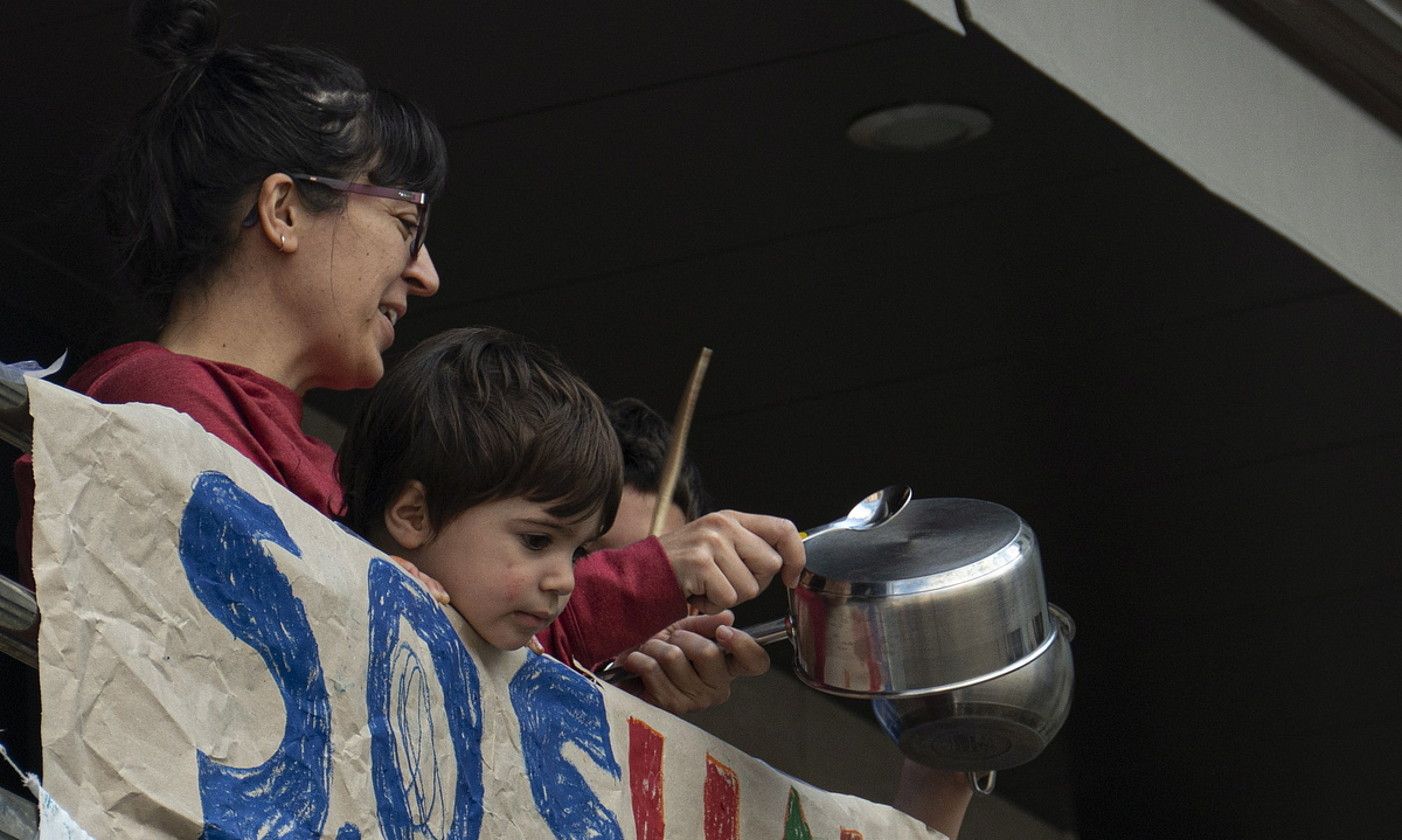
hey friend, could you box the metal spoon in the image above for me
[799,484,913,541]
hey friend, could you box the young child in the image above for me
[337,326,622,651]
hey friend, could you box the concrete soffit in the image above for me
[916,0,1402,315]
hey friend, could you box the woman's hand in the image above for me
[656,511,805,613]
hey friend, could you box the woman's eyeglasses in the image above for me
[240,173,431,261]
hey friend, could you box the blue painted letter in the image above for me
[510,654,622,839]
[367,557,485,839]
[178,472,332,838]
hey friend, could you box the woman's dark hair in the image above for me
[606,397,711,522]
[107,0,448,321]
[338,327,623,541]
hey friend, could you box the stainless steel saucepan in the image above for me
[747,497,1053,699]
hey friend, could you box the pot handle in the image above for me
[594,658,632,685]
[967,770,997,795]
[738,616,789,647]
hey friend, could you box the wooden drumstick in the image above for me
[649,346,712,537]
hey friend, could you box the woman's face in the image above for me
[289,184,440,392]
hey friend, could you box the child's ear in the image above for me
[383,480,434,551]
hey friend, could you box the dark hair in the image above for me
[606,397,710,522]
[339,327,623,540]
[106,0,448,320]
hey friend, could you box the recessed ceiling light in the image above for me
[847,103,992,152]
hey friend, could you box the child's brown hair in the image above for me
[338,326,622,540]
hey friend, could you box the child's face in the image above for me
[411,496,599,650]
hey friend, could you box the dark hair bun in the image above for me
[130,0,221,67]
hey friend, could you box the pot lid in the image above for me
[801,497,1028,596]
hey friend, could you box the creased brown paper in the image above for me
[30,379,942,839]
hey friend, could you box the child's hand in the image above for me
[388,555,451,605]
[656,511,805,614]
[612,610,769,714]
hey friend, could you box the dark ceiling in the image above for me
[3,3,1402,839]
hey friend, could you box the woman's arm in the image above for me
[892,760,974,840]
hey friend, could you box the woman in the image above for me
[14,0,443,591]
[69,0,446,517]
[17,0,803,695]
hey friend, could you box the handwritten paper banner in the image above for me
[28,380,940,839]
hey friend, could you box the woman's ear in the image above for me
[383,480,434,551]
[254,173,300,254]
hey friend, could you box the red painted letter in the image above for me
[629,718,665,840]
[704,755,740,840]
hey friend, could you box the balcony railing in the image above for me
[1,374,39,670]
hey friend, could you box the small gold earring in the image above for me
[279,234,287,252]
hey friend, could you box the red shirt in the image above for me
[14,342,684,660]
[12,342,341,583]
[82,343,344,513]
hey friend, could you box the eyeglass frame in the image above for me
[238,173,431,261]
